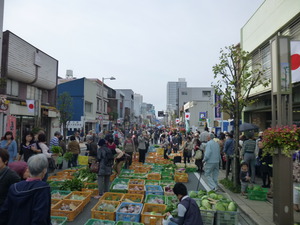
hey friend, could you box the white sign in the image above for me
[185,113,190,120]
[67,121,83,129]
[175,118,180,123]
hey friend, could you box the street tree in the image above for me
[57,92,73,142]
[212,44,269,187]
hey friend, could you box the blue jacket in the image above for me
[0,180,51,225]
[224,138,234,155]
[0,140,17,162]
[203,139,221,163]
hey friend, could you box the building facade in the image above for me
[0,31,59,143]
[166,78,187,116]
[241,0,300,129]
[115,89,134,129]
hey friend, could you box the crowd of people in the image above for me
[1,125,300,224]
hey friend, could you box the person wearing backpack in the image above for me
[123,135,135,169]
[95,139,114,199]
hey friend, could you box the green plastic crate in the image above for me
[145,194,166,204]
[110,178,129,193]
[84,218,115,225]
[247,188,268,201]
[145,180,160,186]
[166,195,179,206]
[51,216,67,225]
[216,211,238,225]
[200,210,216,225]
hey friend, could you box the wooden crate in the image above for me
[100,192,124,202]
[91,200,120,221]
[128,184,145,195]
[141,203,167,225]
[121,193,144,203]
[65,191,92,207]
[51,199,62,209]
[147,173,161,180]
[174,173,188,183]
[51,199,84,221]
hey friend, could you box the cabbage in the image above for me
[209,193,217,199]
[201,199,211,209]
[215,202,226,211]
[253,186,263,191]
[228,202,237,211]
[189,191,198,198]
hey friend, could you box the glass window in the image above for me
[181,91,187,95]
[85,101,92,113]
[203,91,211,97]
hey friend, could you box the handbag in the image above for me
[194,150,202,160]
[48,157,56,172]
[90,161,100,173]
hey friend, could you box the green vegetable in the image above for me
[215,202,226,211]
[209,193,217,199]
[253,185,263,191]
[228,202,237,211]
[64,152,73,161]
[51,146,63,154]
[60,178,84,191]
[201,199,211,209]
[189,191,198,198]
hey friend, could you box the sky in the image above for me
[3,0,264,112]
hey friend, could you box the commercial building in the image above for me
[115,89,134,129]
[166,78,187,116]
[241,0,300,128]
[0,31,59,143]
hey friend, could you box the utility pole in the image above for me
[0,0,5,137]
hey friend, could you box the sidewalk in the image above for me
[214,170,300,225]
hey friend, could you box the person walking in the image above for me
[37,133,53,181]
[0,131,17,163]
[182,136,193,164]
[49,131,61,151]
[138,133,147,163]
[241,132,257,183]
[224,133,234,178]
[95,139,114,199]
[0,154,51,225]
[203,133,221,191]
[160,134,170,160]
[67,136,81,168]
[172,134,179,154]
[123,135,135,169]
[18,132,40,162]
[86,136,98,167]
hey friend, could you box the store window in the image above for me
[85,101,92,113]
[6,79,19,97]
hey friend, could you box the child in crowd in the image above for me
[240,162,251,196]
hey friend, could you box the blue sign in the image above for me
[215,94,222,119]
[199,112,206,121]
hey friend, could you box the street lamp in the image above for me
[100,76,116,132]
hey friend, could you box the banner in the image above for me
[185,112,190,120]
[214,94,222,119]
[6,115,16,138]
[0,95,9,112]
[291,41,300,83]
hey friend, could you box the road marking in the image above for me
[194,172,210,191]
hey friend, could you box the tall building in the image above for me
[166,78,187,116]
[134,93,143,117]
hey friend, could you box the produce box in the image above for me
[82,183,99,196]
[131,173,147,179]
[145,194,166,204]
[134,168,149,174]
[156,148,164,155]
[175,168,186,173]
[56,169,76,176]
[51,199,84,221]
[115,222,144,225]
[110,173,117,182]
[175,163,186,168]
[51,199,62,209]
[147,173,161,180]
[164,186,174,196]
[128,184,145,195]
[145,185,163,196]
[141,203,167,225]
[216,211,238,225]
[51,216,67,225]
[91,200,120,221]
[65,191,92,207]
[48,175,73,182]
[51,190,72,200]
[116,202,143,222]
[84,218,115,225]
[50,181,64,191]
[174,173,188,183]
[185,163,198,173]
[160,180,175,187]
[120,169,134,174]
[110,179,129,193]
[129,179,145,185]
[100,192,124,202]
[247,187,268,201]
[145,180,160,186]
[121,193,144,203]
[200,209,216,225]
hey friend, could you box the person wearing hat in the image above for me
[8,161,30,180]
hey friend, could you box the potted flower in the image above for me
[262,125,300,157]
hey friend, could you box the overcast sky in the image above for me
[3,0,263,112]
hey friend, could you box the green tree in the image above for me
[212,45,269,187]
[57,92,73,141]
